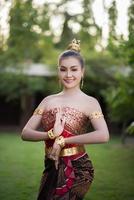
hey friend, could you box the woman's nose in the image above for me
[66,70,72,77]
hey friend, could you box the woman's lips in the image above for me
[63,79,74,83]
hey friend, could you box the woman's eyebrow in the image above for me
[60,65,66,68]
[60,65,78,68]
[70,65,78,68]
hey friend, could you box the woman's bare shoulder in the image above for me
[82,93,98,103]
[36,93,59,108]
[82,93,102,114]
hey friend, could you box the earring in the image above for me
[81,76,84,89]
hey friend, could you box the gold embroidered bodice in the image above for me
[41,107,89,135]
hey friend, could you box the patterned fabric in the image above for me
[37,107,94,200]
[41,107,89,135]
[37,154,94,200]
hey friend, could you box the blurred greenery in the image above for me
[126,122,134,135]
[0,133,134,200]
[0,0,134,138]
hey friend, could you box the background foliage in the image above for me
[0,0,134,136]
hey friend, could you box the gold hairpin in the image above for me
[67,39,81,52]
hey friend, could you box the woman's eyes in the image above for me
[60,68,78,72]
[60,69,66,71]
[72,69,78,71]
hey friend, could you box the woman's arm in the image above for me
[64,117,109,145]
[21,104,66,142]
[21,114,49,142]
[21,97,50,142]
[65,98,109,145]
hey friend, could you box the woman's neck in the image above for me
[61,86,82,96]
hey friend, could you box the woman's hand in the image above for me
[49,108,66,169]
[49,141,61,169]
[53,108,66,137]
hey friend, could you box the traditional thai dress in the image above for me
[36,106,96,200]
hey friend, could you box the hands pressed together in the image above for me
[47,108,66,169]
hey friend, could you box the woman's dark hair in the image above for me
[58,50,84,68]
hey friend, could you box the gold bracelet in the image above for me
[89,111,104,120]
[33,108,44,115]
[55,136,65,148]
[47,129,55,139]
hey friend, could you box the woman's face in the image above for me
[58,56,84,89]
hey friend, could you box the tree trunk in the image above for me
[121,122,127,144]
[20,93,35,129]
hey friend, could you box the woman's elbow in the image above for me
[21,128,28,141]
[103,130,110,142]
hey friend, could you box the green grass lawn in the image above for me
[0,133,134,200]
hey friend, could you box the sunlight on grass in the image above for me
[0,133,134,200]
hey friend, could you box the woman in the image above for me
[21,39,109,200]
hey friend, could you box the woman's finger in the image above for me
[55,108,62,122]
[55,159,59,170]
[54,150,60,169]
[61,115,66,127]
[50,147,60,158]
[50,148,56,157]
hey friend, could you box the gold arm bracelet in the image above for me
[55,136,65,148]
[33,108,44,115]
[89,111,104,120]
[47,129,55,139]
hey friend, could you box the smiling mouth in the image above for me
[64,79,74,83]
[64,79,74,82]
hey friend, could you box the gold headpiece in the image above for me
[67,39,81,52]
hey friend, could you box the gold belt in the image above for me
[45,146,85,157]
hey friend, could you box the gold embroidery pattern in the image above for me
[33,108,44,115]
[89,111,103,120]
[42,107,89,135]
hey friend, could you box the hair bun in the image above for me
[67,39,81,52]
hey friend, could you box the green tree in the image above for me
[107,0,118,55]
[77,0,102,58]
[0,0,58,127]
[34,2,58,65]
[52,0,75,48]
[5,0,40,65]
[127,0,134,66]
[101,0,134,142]
[102,69,134,141]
